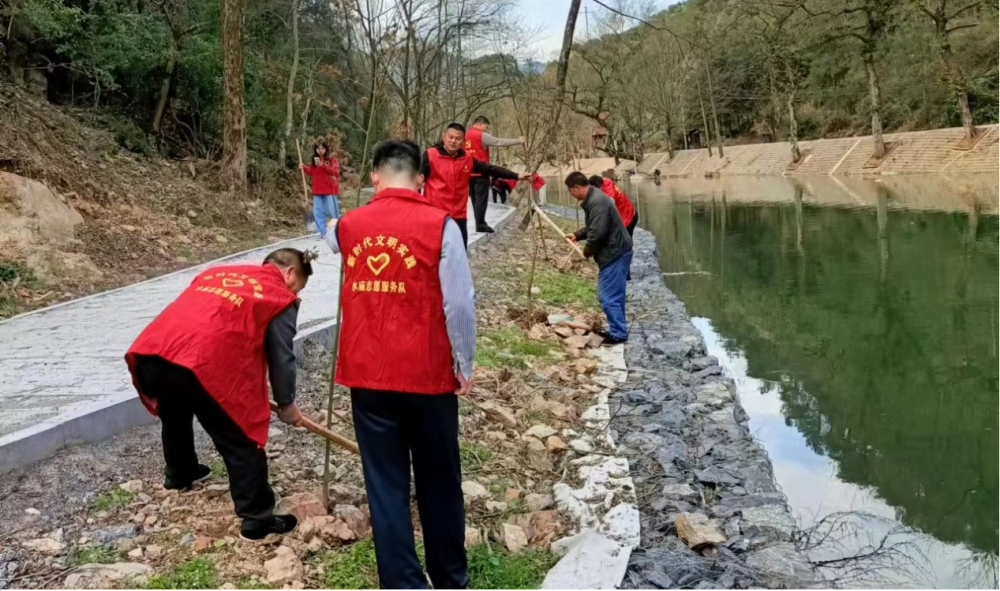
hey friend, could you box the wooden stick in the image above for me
[531,203,585,258]
[270,401,359,454]
[294,140,311,215]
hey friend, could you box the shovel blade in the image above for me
[518,208,534,230]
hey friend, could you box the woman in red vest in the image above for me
[124,249,312,541]
[421,122,528,248]
[301,141,341,238]
[324,139,476,588]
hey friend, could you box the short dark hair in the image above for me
[372,139,421,176]
[473,115,490,125]
[446,122,466,134]
[264,248,315,279]
[588,175,604,188]
[564,171,589,188]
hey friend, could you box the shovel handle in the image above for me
[270,401,360,454]
[532,203,585,258]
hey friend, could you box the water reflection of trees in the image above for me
[649,199,999,557]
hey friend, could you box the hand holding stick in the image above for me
[269,401,360,454]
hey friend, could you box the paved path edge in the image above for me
[0,206,517,474]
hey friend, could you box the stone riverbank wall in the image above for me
[636,125,998,178]
[614,229,819,589]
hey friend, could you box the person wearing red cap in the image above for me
[125,249,312,540]
[422,122,529,248]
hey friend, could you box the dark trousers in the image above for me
[351,388,468,590]
[133,355,275,530]
[626,213,639,280]
[469,176,490,228]
[492,185,508,205]
[454,218,469,251]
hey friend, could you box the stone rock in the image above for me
[547,314,573,325]
[464,527,481,548]
[215,235,228,244]
[192,535,213,553]
[573,358,599,375]
[502,524,528,553]
[524,424,557,439]
[320,519,355,542]
[461,481,490,502]
[203,484,229,498]
[554,326,575,338]
[568,438,594,454]
[526,510,563,545]
[564,335,589,349]
[695,466,742,487]
[333,505,371,538]
[545,436,568,452]
[525,438,554,471]
[119,480,144,493]
[695,382,733,406]
[276,493,327,521]
[179,533,195,546]
[25,508,40,515]
[145,545,163,559]
[327,484,366,506]
[643,570,676,589]
[662,483,696,499]
[587,333,604,348]
[740,506,797,541]
[127,547,143,559]
[675,513,726,549]
[524,493,555,511]
[264,546,305,585]
[23,537,65,556]
[710,493,786,518]
[482,403,518,428]
[485,500,508,512]
[504,488,524,501]
[744,543,818,587]
[528,324,548,340]
[64,563,153,589]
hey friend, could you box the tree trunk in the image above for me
[697,77,713,157]
[936,29,975,139]
[299,62,316,138]
[787,93,801,163]
[664,119,675,160]
[279,0,300,167]
[864,52,886,159]
[705,64,724,158]
[152,32,178,133]
[546,0,582,146]
[220,0,247,192]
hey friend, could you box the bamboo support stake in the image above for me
[320,263,347,506]
[295,140,311,224]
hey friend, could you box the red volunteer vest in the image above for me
[125,263,297,446]
[424,147,473,220]
[465,127,489,177]
[603,178,636,226]
[335,188,456,394]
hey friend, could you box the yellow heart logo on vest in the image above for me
[221,278,244,288]
[367,253,390,276]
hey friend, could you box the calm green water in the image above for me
[546,175,999,587]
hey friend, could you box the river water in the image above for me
[544,174,998,588]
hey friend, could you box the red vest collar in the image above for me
[370,187,433,206]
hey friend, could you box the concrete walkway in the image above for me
[0,201,516,473]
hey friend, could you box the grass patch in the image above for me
[233,576,272,589]
[208,458,227,478]
[467,544,557,589]
[89,488,136,512]
[320,538,380,589]
[460,441,494,472]
[70,546,121,566]
[145,557,218,589]
[532,267,598,310]
[476,327,558,370]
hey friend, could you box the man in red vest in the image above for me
[422,122,528,247]
[465,115,525,234]
[590,174,638,279]
[125,249,312,541]
[325,139,475,588]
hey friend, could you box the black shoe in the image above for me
[592,328,609,339]
[164,464,212,491]
[602,335,628,346]
[476,225,494,233]
[240,515,298,541]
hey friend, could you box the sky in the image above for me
[513,0,679,60]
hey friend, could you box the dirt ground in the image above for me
[0,210,619,589]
